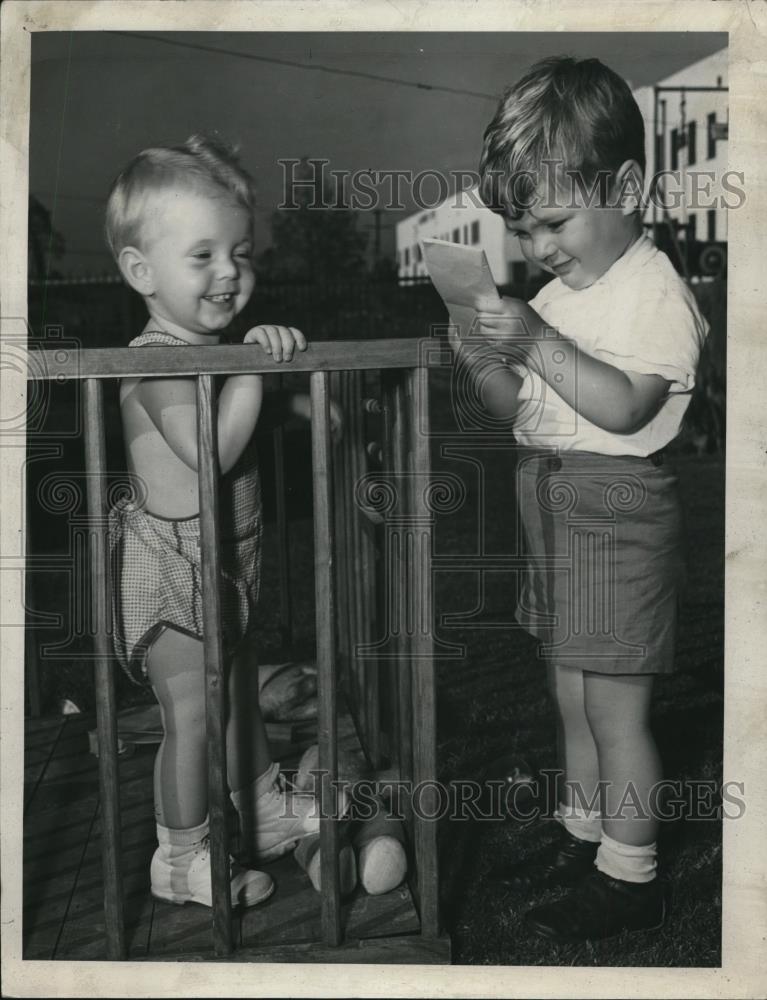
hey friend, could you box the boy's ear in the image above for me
[614,160,645,216]
[118,246,154,296]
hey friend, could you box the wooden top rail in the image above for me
[27,338,428,381]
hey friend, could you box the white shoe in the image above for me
[294,833,358,896]
[151,821,274,908]
[234,763,349,863]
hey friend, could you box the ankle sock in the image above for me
[156,816,209,850]
[554,801,602,844]
[596,831,657,884]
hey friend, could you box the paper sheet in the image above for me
[421,237,501,338]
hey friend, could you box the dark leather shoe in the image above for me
[524,870,666,943]
[493,831,598,891]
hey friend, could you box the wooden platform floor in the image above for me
[23,711,450,964]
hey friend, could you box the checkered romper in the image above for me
[109,330,263,683]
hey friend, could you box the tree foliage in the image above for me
[29,195,66,280]
[256,158,368,282]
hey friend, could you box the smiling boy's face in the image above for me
[139,188,255,338]
[505,173,640,290]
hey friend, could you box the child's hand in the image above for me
[244,324,308,362]
[288,392,344,441]
[473,296,547,346]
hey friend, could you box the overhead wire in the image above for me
[110,31,500,102]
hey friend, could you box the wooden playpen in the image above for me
[24,338,448,963]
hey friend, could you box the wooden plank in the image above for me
[379,373,401,774]
[24,717,65,799]
[330,371,351,696]
[406,366,440,939]
[139,932,451,965]
[23,794,99,960]
[272,414,293,656]
[196,373,233,957]
[83,377,127,960]
[356,372,381,766]
[310,370,342,947]
[391,372,415,828]
[53,816,156,960]
[29,340,424,381]
[351,370,380,767]
[341,373,364,743]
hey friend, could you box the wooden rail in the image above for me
[28,339,422,380]
[27,338,440,960]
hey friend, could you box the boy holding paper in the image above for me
[441,56,708,943]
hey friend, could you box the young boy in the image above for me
[452,57,708,942]
[106,135,338,908]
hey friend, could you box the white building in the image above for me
[396,47,728,282]
[634,46,729,253]
[395,188,528,285]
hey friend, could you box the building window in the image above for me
[462,225,468,244]
[452,228,460,243]
[655,132,665,172]
[471,220,480,244]
[687,121,697,166]
[416,244,423,263]
[707,209,716,242]
[404,247,410,267]
[670,128,679,171]
[707,112,717,159]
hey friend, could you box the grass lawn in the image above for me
[25,369,724,967]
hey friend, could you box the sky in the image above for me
[29,30,727,276]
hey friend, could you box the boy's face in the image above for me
[139,188,254,335]
[506,181,637,290]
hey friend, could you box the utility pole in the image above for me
[373,208,382,267]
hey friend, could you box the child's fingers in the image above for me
[473,293,505,315]
[289,327,308,353]
[329,400,344,441]
[277,326,298,362]
[244,325,280,357]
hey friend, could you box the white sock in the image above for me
[554,801,602,844]
[596,831,658,883]
[156,817,208,852]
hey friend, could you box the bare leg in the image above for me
[548,661,600,812]
[147,631,273,828]
[147,629,208,829]
[226,639,271,794]
[583,671,661,846]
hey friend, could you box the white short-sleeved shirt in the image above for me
[511,234,709,456]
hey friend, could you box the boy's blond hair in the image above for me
[479,56,645,219]
[105,134,255,260]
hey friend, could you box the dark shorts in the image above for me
[514,449,685,674]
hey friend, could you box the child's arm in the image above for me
[243,325,342,438]
[451,339,525,421]
[134,373,263,474]
[135,325,307,473]
[444,315,524,421]
[474,296,669,434]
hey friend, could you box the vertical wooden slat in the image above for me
[273,420,293,657]
[331,371,350,693]
[406,366,440,939]
[351,370,380,766]
[195,374,233,957]
[310,371,342,947]
[391,372,414,816]
[341,372,362,733]
[83,378,126,960]
[379,372,401,774]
